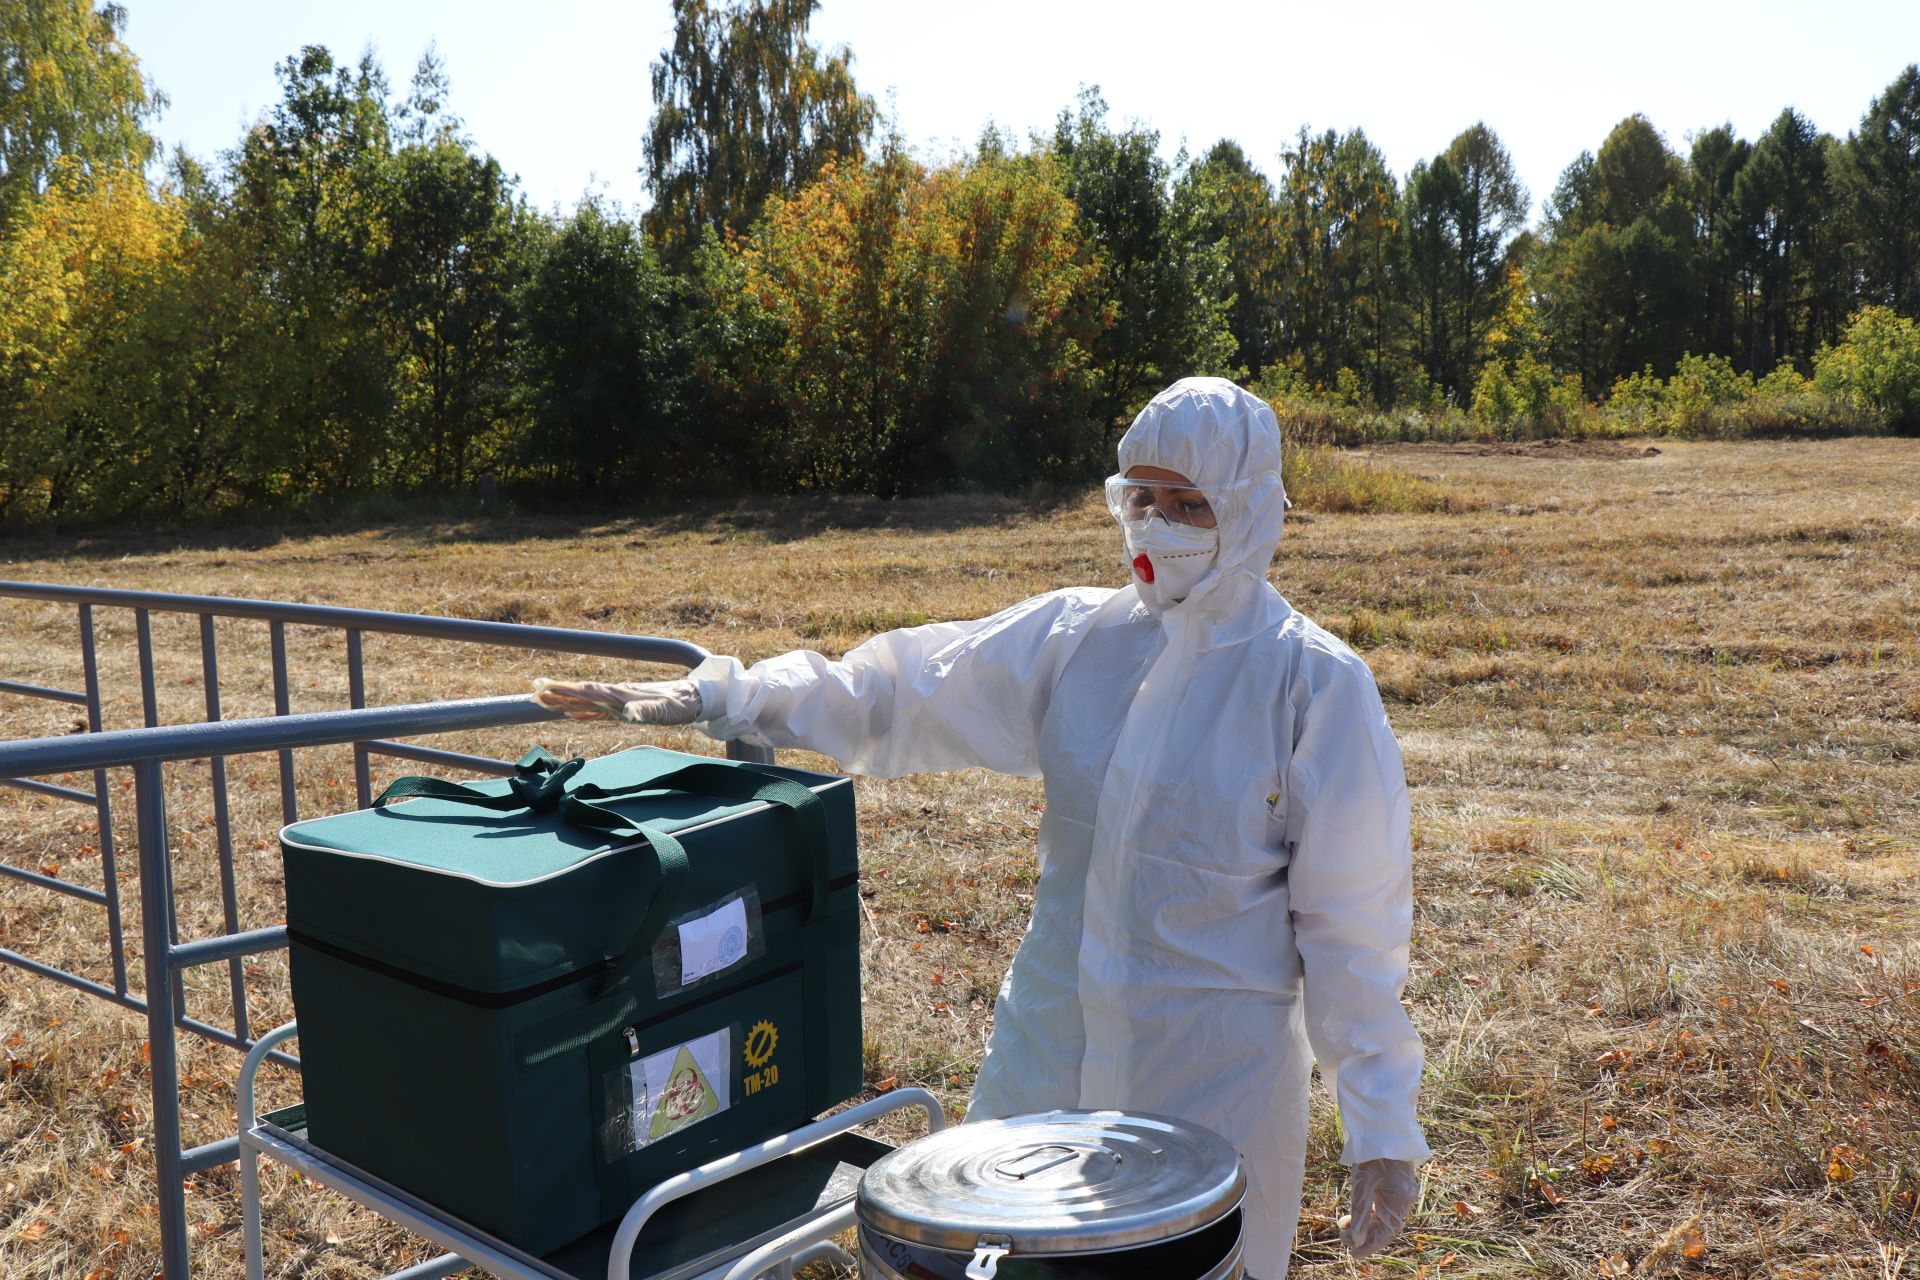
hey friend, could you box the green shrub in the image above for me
[1605,365,1665,432]
[1331,366,1368,409]
[1249,359,1312,408]
[1471,353,1588,438]
[1665,352,1754,435]
[1470,360,1520,429]
[1755,358,1811,399]
[1814,306,1920,432]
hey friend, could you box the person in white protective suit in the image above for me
[535,377,1429,1277]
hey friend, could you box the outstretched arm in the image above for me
[691,588,1110,778]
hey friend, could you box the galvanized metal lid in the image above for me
[856,1109,1246,1254]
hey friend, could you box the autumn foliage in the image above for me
[0,5,1916,529]
[718,145,1105,494]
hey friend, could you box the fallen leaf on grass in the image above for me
[1867,1040,1909,1069]
[1451,1200,1483,1218]
[872,1076,898,1092]
[18,1221,50,1242]
[1827,1144,1860,1183]
[1644,1214,1706,1266]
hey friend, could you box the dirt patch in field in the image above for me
[1383,438,1664,460]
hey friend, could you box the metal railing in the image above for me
[0,581,758,1280]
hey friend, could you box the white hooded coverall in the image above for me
[690,379,1429,1277]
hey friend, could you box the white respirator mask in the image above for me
[1123,517,1219,612]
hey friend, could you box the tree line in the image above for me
[2,0,1917,526]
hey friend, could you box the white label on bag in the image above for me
[678,896,750,984]
[630,1028,730,1147]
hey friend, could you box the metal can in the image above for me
[855,1110,1246,1279]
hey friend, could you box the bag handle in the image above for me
[372,749,830,985]
[375,749,691,985]
[568,761,830,925]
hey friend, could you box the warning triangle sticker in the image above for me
[649,1044,721,1140]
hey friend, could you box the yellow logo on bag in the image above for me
[744,1020,779,1069]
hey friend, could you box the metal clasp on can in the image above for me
[965,1235,1014,1279]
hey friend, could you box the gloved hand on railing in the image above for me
[1339,1158,1419,1259]
[531,678,704,725]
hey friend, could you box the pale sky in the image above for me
[123,0,1920,224]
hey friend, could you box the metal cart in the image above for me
[237,1023,944,1280]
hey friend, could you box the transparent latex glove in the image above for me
[530,678,703,725]
[1339,1158,1419,1259]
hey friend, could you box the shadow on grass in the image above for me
[1,487,1094,564]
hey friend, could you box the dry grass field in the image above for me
[1,436,1917,1279]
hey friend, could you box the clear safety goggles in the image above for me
[1104,474,1235,528]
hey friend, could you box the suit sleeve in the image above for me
[689,589,1108,779]
[1284,647,1431,1165]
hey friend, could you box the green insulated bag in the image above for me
[278,745,862,1255]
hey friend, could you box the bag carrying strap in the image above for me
[568,761,830,925]
[376,749,691,990]
[372,748,832,994]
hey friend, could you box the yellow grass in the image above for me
[1,437,1918,1278]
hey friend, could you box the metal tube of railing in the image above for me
[200,614,251,1041]
[269,620,296,824]
[0,945,136,1004]
[135,758,191,1280]
[346,628,372,807]
[360,739,522,775]
[0,776,94,802]
[79,601,129,996]
[0,861,107,902]
[0,695,564,779]
[0,678,89,704]
[0,584,739,1280]
[0,581,709,666]
[136,609,159,727]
